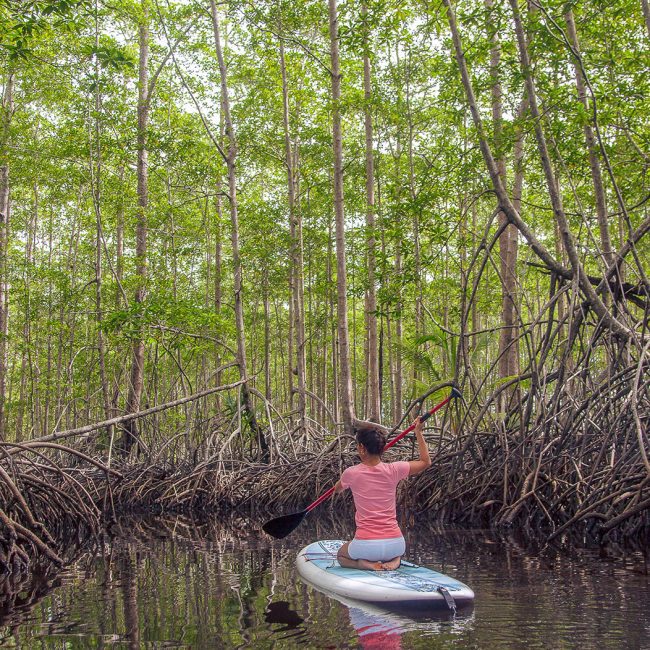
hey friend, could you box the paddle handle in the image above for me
[305,387,460,513]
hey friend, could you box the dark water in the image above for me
[1,514,648,649]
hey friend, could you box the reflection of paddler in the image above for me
[347,605,403,649]
[264,600,307,642]
[297,577,475,644]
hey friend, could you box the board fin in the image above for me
[437,586,457,612]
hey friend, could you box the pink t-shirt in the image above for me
[340,461,411,540]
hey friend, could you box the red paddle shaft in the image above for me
[304,388,460,513]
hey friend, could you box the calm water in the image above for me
[1,513,648,649]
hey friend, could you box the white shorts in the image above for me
[347,536,405,562]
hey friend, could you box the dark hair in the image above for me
[355,424,387,456]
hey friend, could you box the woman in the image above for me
[333,416,431,571]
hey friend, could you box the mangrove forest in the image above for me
[0,0,648,636]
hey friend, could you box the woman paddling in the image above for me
[333,416,431,571]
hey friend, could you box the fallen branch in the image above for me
[19,379,246,446]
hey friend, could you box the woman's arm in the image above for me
[408,416,432,476]
[334,479,346,494]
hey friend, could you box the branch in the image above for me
[148,16,195,97]
[155,0,228,164]
[10,379,245,446]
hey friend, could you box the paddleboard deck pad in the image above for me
[297,540,474,607]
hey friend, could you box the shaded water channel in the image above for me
[1,513,648,648]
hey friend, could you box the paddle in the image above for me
[262,386,461,539]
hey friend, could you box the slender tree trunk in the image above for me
[122,1,150,454]
[288,282,294,405]
[391,137,404,425]
[214,190,223,314]
[0,73,14,440]
[213,184,223,410]
[486,0,519,395]
[362,3,380,423]
[565,8,613,267]
[328,0,355,435]
[508,97,526,377]
[17,184,37,442]
[166,174,178,300]
[471,201,479,337]
[375,139,385,410]
[116,165,125,309]
[209,0,268,460]
[212,103,226,412]
[279,38,306,432]
[405,66,422,397]
[394,247,403,423]
[46,216,54,433]
[326,216,339,421]
[91,24,112,430]
[264,274,272,402]
[65,206,81,429]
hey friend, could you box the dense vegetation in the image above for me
[0,0,648,586]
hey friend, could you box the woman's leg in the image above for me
[337,542,382,571]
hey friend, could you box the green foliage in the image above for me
[0,0,89,58]
[0,0,647,441]
[79,38,137,72]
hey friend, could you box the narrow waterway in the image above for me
[1,514,648,648]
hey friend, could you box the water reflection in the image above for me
[301,579,475,650]
[264,601,307,643]
[0,513,647,649]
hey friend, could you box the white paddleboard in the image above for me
[296,540,474,606]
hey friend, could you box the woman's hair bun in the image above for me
[354,422,387,455]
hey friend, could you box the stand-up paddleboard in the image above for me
[297,540,474,609]
[302,578,476,637]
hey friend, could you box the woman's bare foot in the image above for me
[380,557,401,571]
[358,559,383,571]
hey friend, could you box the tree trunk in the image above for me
[17,184,37,442]
[328,0,355,435]
[91,29,112,430]
[122,1,150,455]
[362,3,380,423]
[393,247,403,424]
[279,38,307,433]
[565,8,613,268]
[405,63,422,396]
[209,0,268,461]
[213,183,223,411]
[508,96,527,374]
[116,165,125,308]
[264,274,271,402]
[0,73,14,440]
[486,0,519,395]
[327,215,339,421]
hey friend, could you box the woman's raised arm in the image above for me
[408,416,432,476]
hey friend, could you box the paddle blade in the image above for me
[262,510,307,539]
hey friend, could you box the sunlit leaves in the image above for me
[0,0,89,58]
